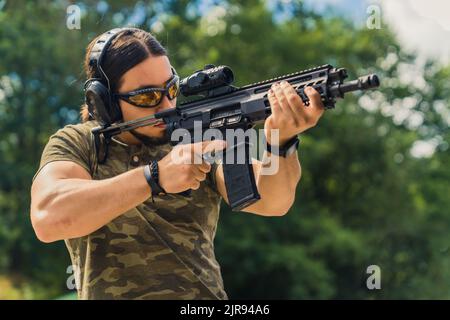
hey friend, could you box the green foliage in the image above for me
[0,0,448,299]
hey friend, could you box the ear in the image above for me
[84,80,112,124]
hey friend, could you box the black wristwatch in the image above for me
[266,136,300,157]
[144,160,167,197]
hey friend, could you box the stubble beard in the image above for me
[130,129,170,146]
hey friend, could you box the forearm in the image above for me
[258,152,301,201]
[252,77,324,215]
[255,151,301,212]
[31,167,150,242]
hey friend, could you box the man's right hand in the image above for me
[157,140,227,193]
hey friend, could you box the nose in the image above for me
[157,95,175,111]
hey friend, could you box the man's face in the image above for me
[117,55,176,142]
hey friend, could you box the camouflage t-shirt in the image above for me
[34,120,227,300]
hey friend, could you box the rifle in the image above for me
[92,64,380,211]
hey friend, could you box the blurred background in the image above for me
[0,0,449,299]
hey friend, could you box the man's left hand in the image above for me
[264,81,325,146]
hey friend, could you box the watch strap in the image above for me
[266,136,300,157]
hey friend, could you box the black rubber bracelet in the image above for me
[144,161,166,197]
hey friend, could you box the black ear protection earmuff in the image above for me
[84,28,138,125]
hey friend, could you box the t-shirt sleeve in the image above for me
[33,123,96,181]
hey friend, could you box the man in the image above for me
[30,28,325,299]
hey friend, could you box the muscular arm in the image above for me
[30,161,151,243]
[30,140,225,243]
[215,82,325,216]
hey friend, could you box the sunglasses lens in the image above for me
[128,91,162,107]
[168,80,180,100]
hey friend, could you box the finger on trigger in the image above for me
[192,152,203,165]
[200,139,227,155]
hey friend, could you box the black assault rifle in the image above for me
[92,64,380,211]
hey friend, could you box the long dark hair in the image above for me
[80,28,167,122]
